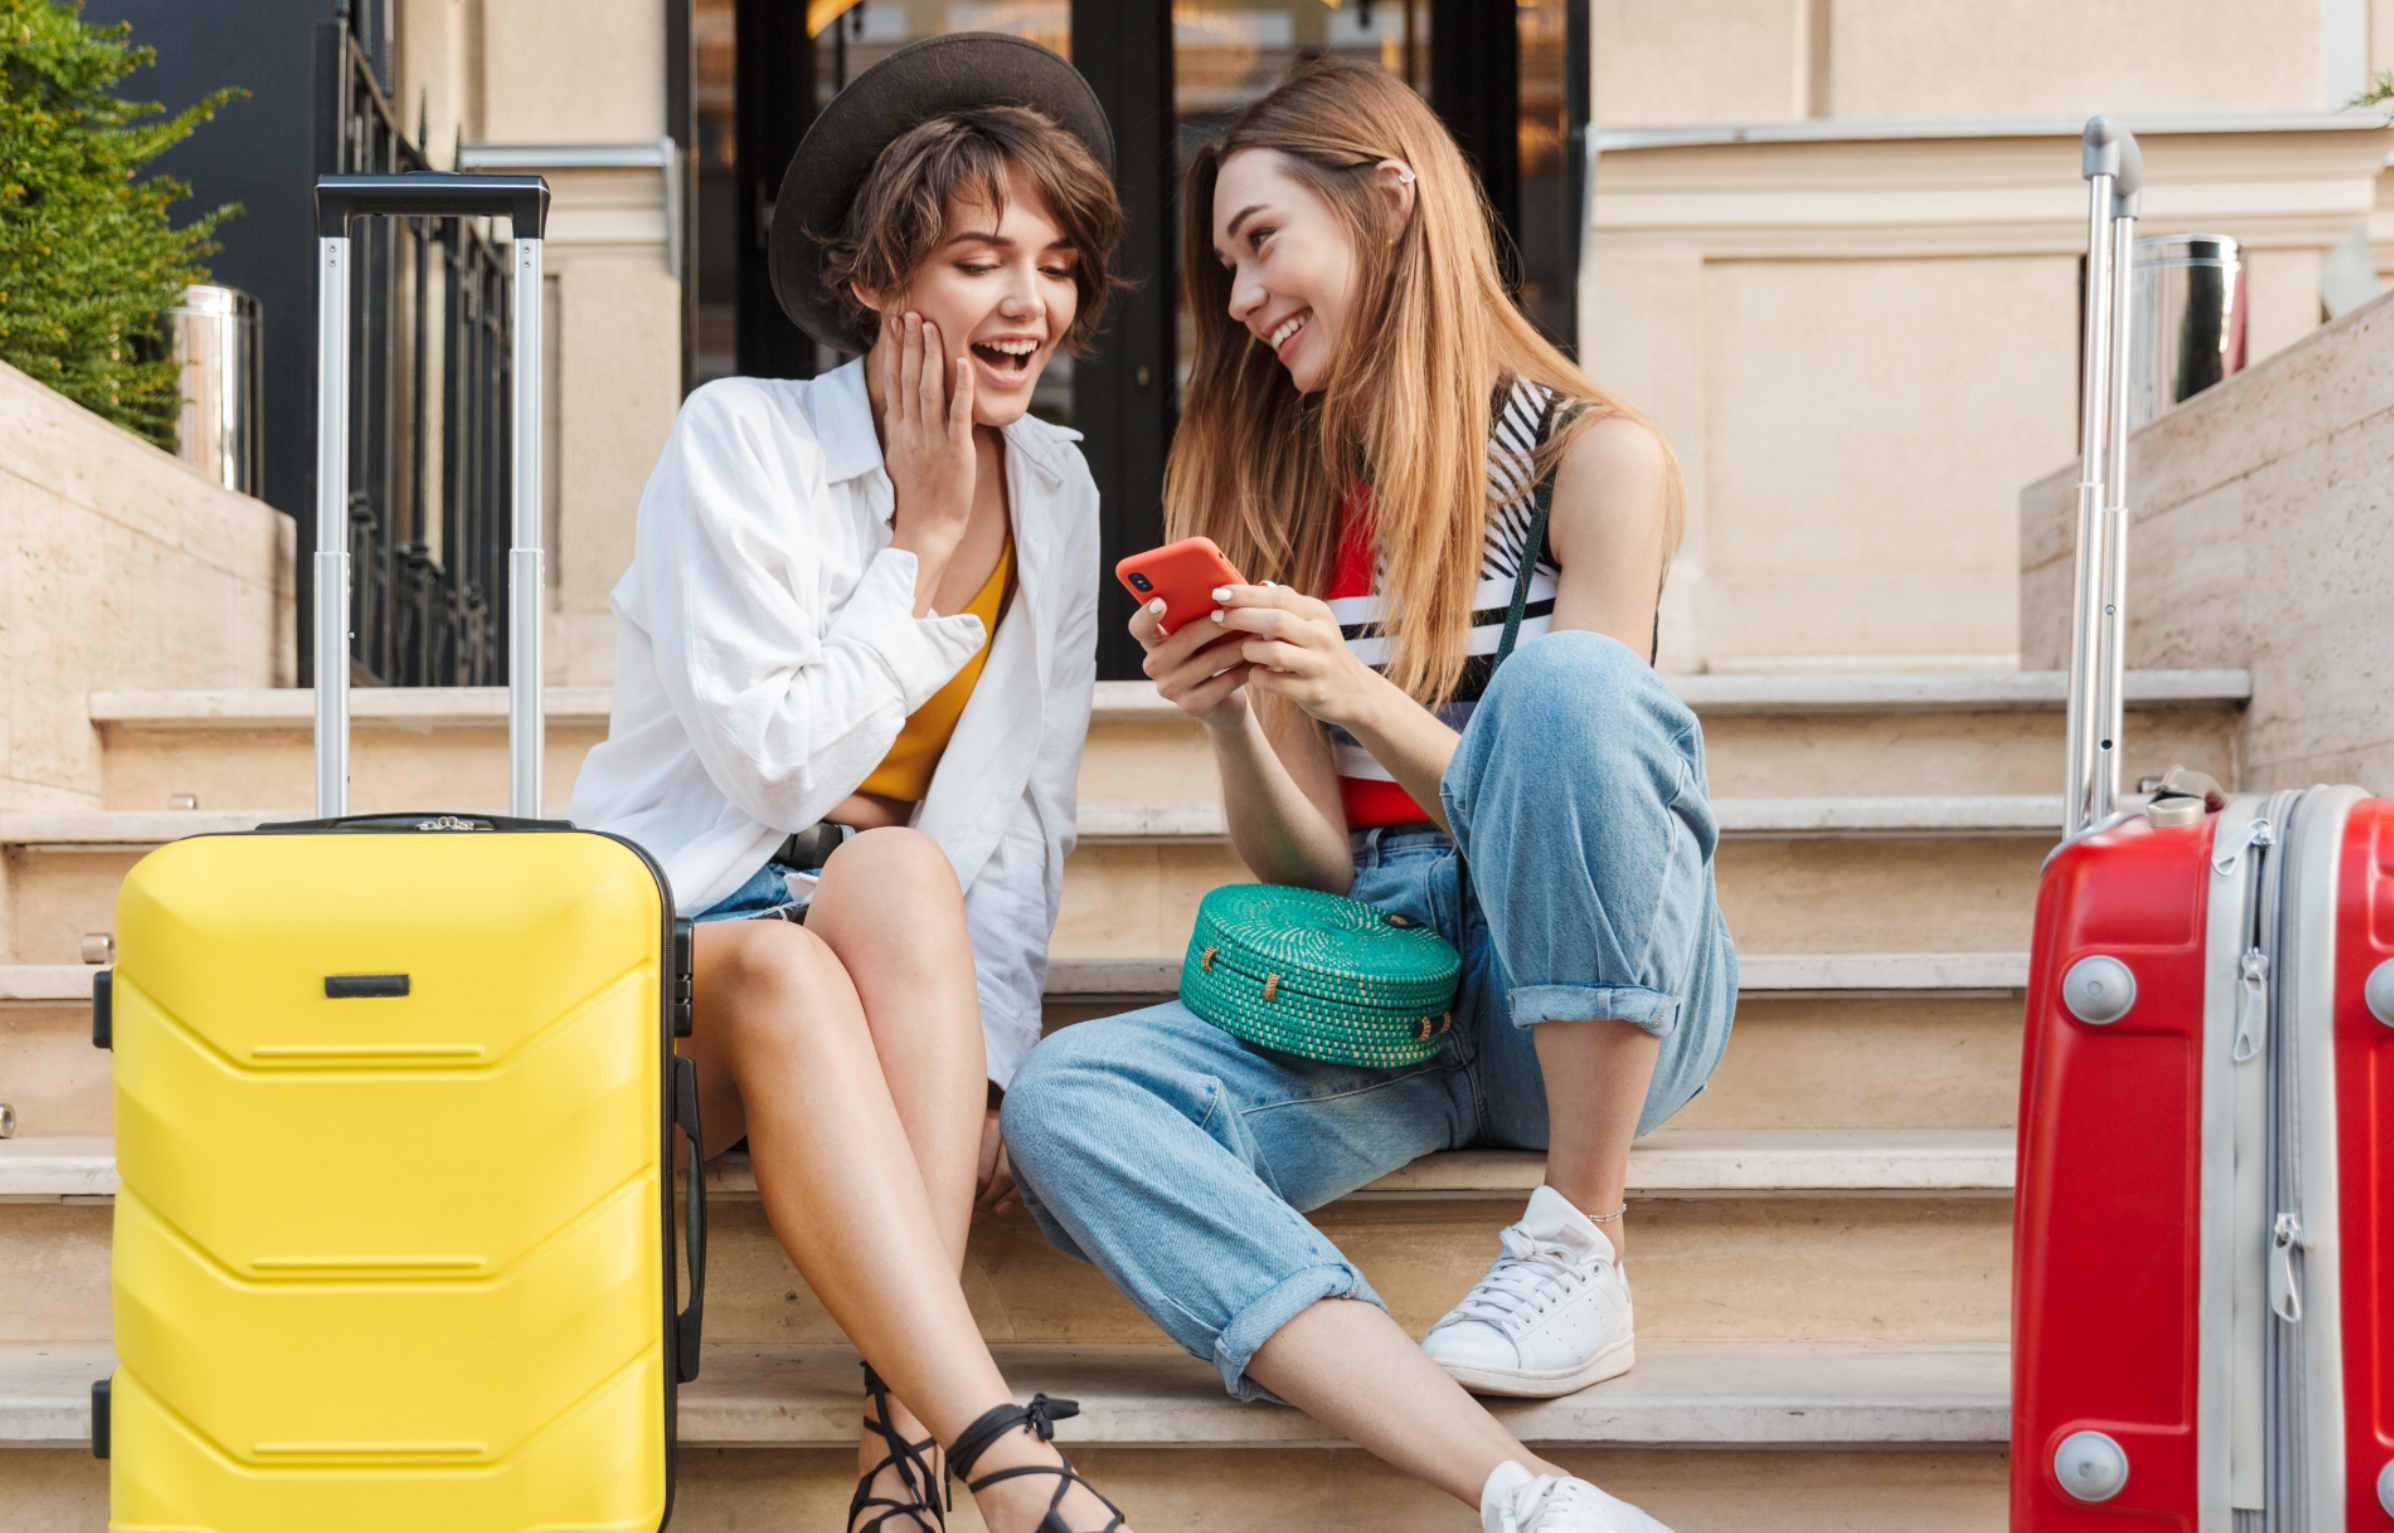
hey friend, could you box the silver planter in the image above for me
[2128,234,2245,429]
[167,284,263,496]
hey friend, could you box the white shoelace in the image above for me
[1441,1225,1605,1334]
[1507,1474,1605,1532]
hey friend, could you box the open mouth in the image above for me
[970,339,1041,377]
[1268,310,1309,357]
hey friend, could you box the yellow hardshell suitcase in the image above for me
[89,174,705,1532]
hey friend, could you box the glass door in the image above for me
[1168,2,1433,398]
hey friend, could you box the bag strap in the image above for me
[1493,397,1580,674]
[1490,400,1665,673]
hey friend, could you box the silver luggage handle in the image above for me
[2063,118,2143,837]
[311,173,553,819]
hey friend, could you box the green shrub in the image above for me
[0,0,243,449]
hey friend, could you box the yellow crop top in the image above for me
[856,536,1015,804]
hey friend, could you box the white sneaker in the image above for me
[1481,1461,1675,1533]
[1423,1185,1633,1397]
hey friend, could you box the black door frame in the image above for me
[1068,0,1175,680]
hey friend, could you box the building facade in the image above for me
[112,0,2394,683]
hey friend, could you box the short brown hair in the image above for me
[816,105,1125,355]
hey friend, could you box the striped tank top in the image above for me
[1323,378,1654,830]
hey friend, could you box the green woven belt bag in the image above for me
[1177,400,1588,1070]
[1179,884,1463,1068]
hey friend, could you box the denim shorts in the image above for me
[690,857,818,925]
[1001,629,1739,1402]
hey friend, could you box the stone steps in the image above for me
[87,673,2245,813]
[0,800,2062,967]
[13,671,2205,1533]
[0,1130,2014,1351]
[0,1339,2009,1452]
[0,1339,2011,1528]
[0,1127,2016,1206]
[0,954,2028,1141]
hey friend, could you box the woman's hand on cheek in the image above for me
[1131,595,1254,730]
[1211,584,1381,728]
[874,311,976,562]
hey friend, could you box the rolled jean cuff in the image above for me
[1509,982,1681,1038]
[1211,1260,1385,1404]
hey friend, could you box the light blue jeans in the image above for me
[1001,629,1738,1403]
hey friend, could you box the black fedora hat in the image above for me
[769,32,1115,355]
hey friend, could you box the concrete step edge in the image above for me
[0,952,2033,1007]
[0,1128,2017,1206]
[89,670,2251,730]
[0,1340,2012,1450]
[0,798,2079,850]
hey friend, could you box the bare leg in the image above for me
[1247,1300,1571,1507]
[804,830,985,1523]
[686,918,1005,1426]
[1531,1021,1660,1259]
[685,916,1124,1532]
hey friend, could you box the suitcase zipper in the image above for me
[2257,790,2308,1532]
[2232,947,2271,1064]
[2268,1212,2307,1324]
[2213,816,2274,878]
[2225,808,2280,1519]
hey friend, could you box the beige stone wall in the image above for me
[2020,287,2394,791]
[1595,0,1813,126]
[1823,0,2330,120]
[1597,0,2342,125]
[0,364,293,812]
[1588,0,2391,671]
[364,3,2390,684]
[1588,119,2392,672]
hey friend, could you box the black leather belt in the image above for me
[774,821,849,870]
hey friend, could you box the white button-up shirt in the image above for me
[568,358,1099,1087]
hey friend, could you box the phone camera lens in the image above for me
[1129,572,1153,592]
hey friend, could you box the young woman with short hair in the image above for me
[570,35,1135,1533]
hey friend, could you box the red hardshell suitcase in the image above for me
[2010,120,2394,1530]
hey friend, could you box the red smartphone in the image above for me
[1114,536,1247,635]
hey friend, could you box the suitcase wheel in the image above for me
[2061,955,2136,1026]
[2052,1430,2128,1504]
[2366,957,2394,1028]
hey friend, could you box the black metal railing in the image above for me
[309,6,514,687]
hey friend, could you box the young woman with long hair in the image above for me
[1002,59,1737,1533]
[568,36,1137,1533]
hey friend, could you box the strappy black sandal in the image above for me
[850,1362,948,1532]
[946,1393,1127,1533]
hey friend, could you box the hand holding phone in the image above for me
[1115,537,1245,636]
[1118,537,1255,727]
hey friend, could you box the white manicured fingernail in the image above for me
[1147,599,1166,615]
[1211,587,1232,602]
[1210,610,1225,623]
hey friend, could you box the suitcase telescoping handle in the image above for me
[2062,118,2143,838]
[312,174,553,819]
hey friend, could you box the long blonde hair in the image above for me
[1166,59,1684,706]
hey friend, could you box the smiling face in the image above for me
[863,165,1082,427]
[1211,148,1362,396]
